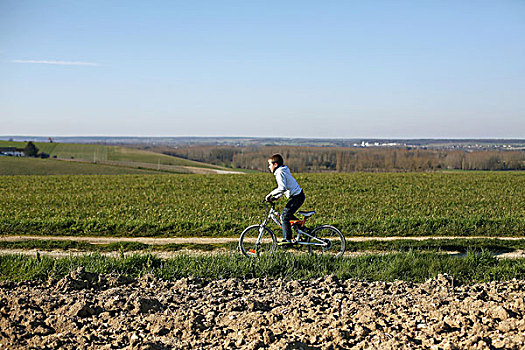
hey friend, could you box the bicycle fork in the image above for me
[256,225,265,246]
[258,210,281,244]
[254,214,277,247]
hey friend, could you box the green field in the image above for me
[1,172,523,237]
[0,157,163,175]
[0,141,225,169]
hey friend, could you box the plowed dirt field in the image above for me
[1,268,524,349]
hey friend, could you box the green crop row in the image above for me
[0,172,523,237]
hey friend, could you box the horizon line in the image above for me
[1,135,524,141]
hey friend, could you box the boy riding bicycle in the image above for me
[265,154,305,246]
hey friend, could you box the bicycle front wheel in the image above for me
[308,225,346,257]
[239,225,277,257]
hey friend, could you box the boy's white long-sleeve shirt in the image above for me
[268,166,302,199]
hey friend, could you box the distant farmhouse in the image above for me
[0,147,25,157]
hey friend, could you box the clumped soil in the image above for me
[1,269,524,349]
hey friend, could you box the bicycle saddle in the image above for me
[297,211,315,218]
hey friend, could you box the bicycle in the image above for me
[239,198,346,258]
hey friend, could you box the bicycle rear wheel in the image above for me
[307,225,346,257]
[239,225,277,257]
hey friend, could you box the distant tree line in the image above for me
[163,146,525,172]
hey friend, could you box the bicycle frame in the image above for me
[258,202,328,247]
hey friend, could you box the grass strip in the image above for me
[1,238,523,254]
[0,240,234,252]
[1,251,525,285]
[345,238,525,253]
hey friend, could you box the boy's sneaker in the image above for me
[277,239,293,246]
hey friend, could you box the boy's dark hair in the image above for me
[269,154,284,167]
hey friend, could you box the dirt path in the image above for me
[1,235,240,245]
[58,158,245,174]
[2,234,524,245]
[1,235,524,259]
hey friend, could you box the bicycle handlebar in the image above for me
[261,197,277,207]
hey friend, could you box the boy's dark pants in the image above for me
[281,191,305,240]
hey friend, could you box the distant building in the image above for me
[0,147,25,157]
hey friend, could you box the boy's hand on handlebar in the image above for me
[265,194,276,202]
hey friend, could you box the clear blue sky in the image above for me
[1,0,524,138]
